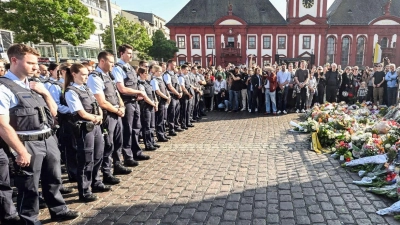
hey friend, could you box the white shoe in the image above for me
[241,108,246,111]
[277,110,281,114]
[301,109,305,113]
[283,110,287,114]
[296,109,299,113]
[248,109,251,112]
[255,108,258,112]
[225,108,228,112]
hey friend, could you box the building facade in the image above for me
[123,11,170,38]
[35,0,121,62]
[166,0,400,68]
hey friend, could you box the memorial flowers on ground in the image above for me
[289,102,400,219]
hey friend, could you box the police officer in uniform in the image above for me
[163,60,183,136]
[0,44,79,224]
[150,65,170,142]
[64,63,110,202]
[195,67,207,118]
[189,67,200,123]
[178,65,192,129]
[87,51,131,185]
[113,44,150,164]
[45,63,77,182]
[138,68,158,150]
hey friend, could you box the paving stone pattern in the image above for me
[39,112,399,224]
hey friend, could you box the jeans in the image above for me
[229,90,240,110]
[247,89,253,110]
[373,87,384,105]
[277,86,288,111]
[296,87,307,109]
[240,89,247,109]
[265,89,277,113]
[387,87,397,106]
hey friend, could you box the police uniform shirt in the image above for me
[40,75,48,81]
[44,77,57,89]
[138,78,148,98]
[150,78,159,92]
[0,71,51,134]
[47,77,71,114]
[65,83,90,113]
[87,67,109,95]
[178,74,185,86]
[112,59,130,83]
[163,70,174,85]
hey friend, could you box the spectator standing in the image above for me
[385,63,398,106]
[276,63,291,114]
[264,67,278,115]
[294,60,309,113]
[325,63,340,103]
[306,70,317,109]
[251,67,263,113]
[372,63,385,105]
[315,66,326,104]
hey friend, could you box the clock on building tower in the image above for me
[302,0,314,8]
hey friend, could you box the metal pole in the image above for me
[107,0,117,61]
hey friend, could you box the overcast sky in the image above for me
[114,0,335,22]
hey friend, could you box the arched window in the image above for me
[356,36,366,66]
[326,36,335,63]
[381,37,388,48]
[341,37,350,66]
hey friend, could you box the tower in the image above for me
[286,0,328,21]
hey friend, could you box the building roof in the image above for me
[123,11,166,23]
[328,0,400,25]
[166,0,287,26]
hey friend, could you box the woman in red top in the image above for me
[264,67,278,115]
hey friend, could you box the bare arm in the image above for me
[0,115,31,166]
[93,92,119,114]
[116,82,145,96]
[167,83,180,96]
[76,108,103,124]
[155,89,169,100]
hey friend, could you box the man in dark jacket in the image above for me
[325,63,341,103]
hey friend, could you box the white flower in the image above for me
[304,129,308,132]
[332,147,336,151]
[385,144,391,149]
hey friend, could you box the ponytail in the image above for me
[63,67,74,92]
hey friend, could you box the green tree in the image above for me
[0,0,96,63]
[101,15,152,60]
[148,30,178,62]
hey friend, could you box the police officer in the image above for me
[113,44,150,165]
[178,65,192,129]
[150,65,170,142]
[189,67,200,123]
[87,51,131,185]
[195,67,207,118]
[0,44,79,224]
[45,63,77,182]
[64,63,110,202]
[138,68,158,150]
[38,64,49,81]
[163,60,183,136]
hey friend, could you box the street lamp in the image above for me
[107,0,117,61]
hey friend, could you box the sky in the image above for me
[114,0,335,22]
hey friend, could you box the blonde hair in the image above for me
[153,65,161,72]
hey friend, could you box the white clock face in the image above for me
[302,0,314,8]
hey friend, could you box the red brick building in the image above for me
[166,0,400,68]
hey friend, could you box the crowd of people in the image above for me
[0,42,399,225]
[177,59,399,116]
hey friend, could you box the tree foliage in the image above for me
[101,14,152,60]
[0,0,96,63]
[148,30,178,61]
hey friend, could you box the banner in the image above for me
[373,43,382,64]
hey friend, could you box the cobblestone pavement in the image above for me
[39,112,399,225]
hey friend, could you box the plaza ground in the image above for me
[40,112,399,225]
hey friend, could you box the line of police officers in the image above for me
[0,44,207,225]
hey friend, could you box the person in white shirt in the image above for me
[213,74,226,110]
[276,63,291,114]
